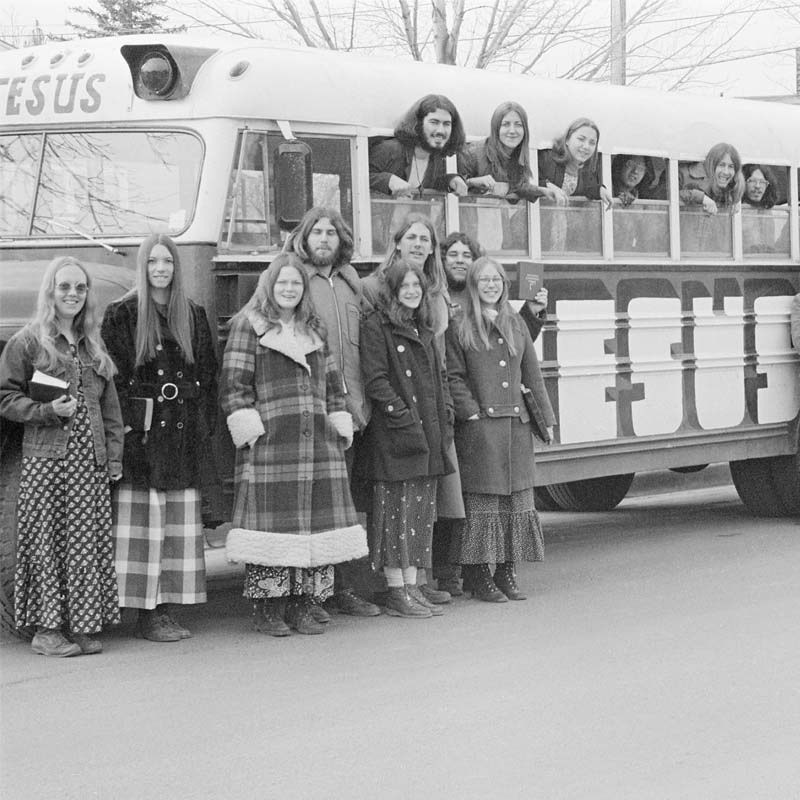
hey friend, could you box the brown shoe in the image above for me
[66,632,103,655]
[136,609,182,642]
[31,628,81,658]
[418,583,451,604]
[331,588,381,617]
[383,587,432,618]
[308,601,332,624]
[253,600,291,637]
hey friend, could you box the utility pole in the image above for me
[610,0,626,85]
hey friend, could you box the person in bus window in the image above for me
[369,94,468,198]
[611,154,648,207]
[283,207,380,620]
[445,257,555,603]
[458,101,556,204]
[742,164,778,209]
[360,261,454,618]
[220,255,367,636]
[0,256,123,657]
[537,117,613,209]
[678,142,744,215]
[360,214,460,606]
[101,234,220,643]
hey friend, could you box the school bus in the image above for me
[1,34,799,625]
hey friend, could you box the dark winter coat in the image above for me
[220,310,367,568]
[368,137,456,195]
[360,308,454,483]
[445,312,556,495]
[458,139,547,203]
[100,294,218,491]
[537,148,603,200]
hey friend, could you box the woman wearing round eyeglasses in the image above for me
[102,234,219,643]
[0,257,124,656]
[445,257,555,603]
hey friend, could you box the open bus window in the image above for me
[742,164,791,258]
[222,131,353,251]
[458,196,528,256]
[370,192,446,257]
[16,132,202,238]
[0,134,42,236]
[611,155,669,257]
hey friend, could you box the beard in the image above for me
[446,273,466,291]
[310,248,337,268]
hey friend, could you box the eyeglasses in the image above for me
[746,179,769,188]
[478,277,503,285]
[56,282,88,295]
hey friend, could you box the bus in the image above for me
[1,34,799,623]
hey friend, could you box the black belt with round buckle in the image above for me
[160,382,179,401]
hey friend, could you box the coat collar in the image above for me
[301,260,362,296]
[246,310,323,373]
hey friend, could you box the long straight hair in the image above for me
[25,256,116,379]
[550,117,601,175]
[485,101,532,187]
[376,213,446,297]
[124,234,195,368]
[238,253,325,339]
[456,257,520,357]
[704,142,745,207]
[378,261,434,333]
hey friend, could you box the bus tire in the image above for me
[767,455,800,515]
[0,423,22,638]
[729,457,788,517]
[542,473,635,512]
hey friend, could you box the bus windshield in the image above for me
[0,130,203,238]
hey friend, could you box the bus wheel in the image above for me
[533,486,561,512]
[0,423,22,638]
[543,473,635,512]
[729,456,798,517]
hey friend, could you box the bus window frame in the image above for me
[738,159,794,262]
[2,126,206,241]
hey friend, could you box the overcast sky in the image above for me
[2,0,798,98]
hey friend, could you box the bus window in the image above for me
[458,196,528,256]
[0,134,42,236]
[540,197,602,257]
[678,158,733,258]
[223,131,353,251]
[742,164,790,258]
[26,131,201,237]
[611,155,669,257]
[370,192,445,256]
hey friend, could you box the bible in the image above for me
[29,371,70,403]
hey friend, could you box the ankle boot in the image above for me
[136,609,182,642]
[285,597,326,635]
[406,585,444,616]
[253,599,291,637]
[157,604,192,639]
[383,586,432,618]
[494,562,527,601]
[31,628,81,657]
[465,564,508,603]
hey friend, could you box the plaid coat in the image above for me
[219,310,367,568]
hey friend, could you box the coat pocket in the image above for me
[385,414,429,458]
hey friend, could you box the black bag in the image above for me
[521,386,551,444]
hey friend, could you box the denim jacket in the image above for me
[0,328,124,473]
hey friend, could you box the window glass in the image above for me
[611,155,669,257]
[0,134,42,236]
[458,196,528,256]
[742,164,790,258]
[540,198,602,257]
[30,132,202,237]
[678,158,734,258]
[222,131,353,251]
[370,194,445,257]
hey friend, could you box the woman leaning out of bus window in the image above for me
[101,234,220,643]
[678,142,744,216]
[445,257,555,603]
[360,261,454,618]
[219,254,367,637]
[537,117,613,209]
[0,257,124,657]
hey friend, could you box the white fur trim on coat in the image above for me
[226,408,265,449]
[226,524,368,568]
[328,411,354,448]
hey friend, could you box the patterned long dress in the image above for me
[14,346,120,634]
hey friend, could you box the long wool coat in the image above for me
[360,308,454,483]
[101,295,218,492]
[446,312,556,496]
[220,310,367,568]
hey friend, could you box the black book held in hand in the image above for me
[29,370,70,402]
[127,397,154,432]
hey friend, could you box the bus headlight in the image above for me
[139,52,176,97]
[121,44,217,101]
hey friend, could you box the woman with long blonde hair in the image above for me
[0,256,124,656]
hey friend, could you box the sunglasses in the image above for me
[55,282,88,295]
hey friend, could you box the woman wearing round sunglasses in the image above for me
[0,257,124,656]
[445,257,555,603]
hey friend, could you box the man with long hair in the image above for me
[369,94,468,198]
[284,207,380,619]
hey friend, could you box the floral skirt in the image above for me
[243,564,333,601]
[458,487,544,565]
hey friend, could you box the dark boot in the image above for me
[494,562,527,601]
[464,564,508,603]
[157,604,192,639]
[66,632,103,655]
[136,609,182,642]
[308,601,332,624]
[286,597,326,635]
[436,563,463,597]
[253,599,291,637]
[383,586,431,618]
[406,585,444,616]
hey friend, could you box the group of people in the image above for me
[0,192,554,652]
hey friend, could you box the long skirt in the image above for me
[459,486,544,565]
[371,478,437,570]
[14,391,120,634]
[243,564,334,601]
[112,484,206,609]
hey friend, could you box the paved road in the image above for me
[1,481,799,800]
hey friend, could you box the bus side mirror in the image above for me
[274,141,312,231]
